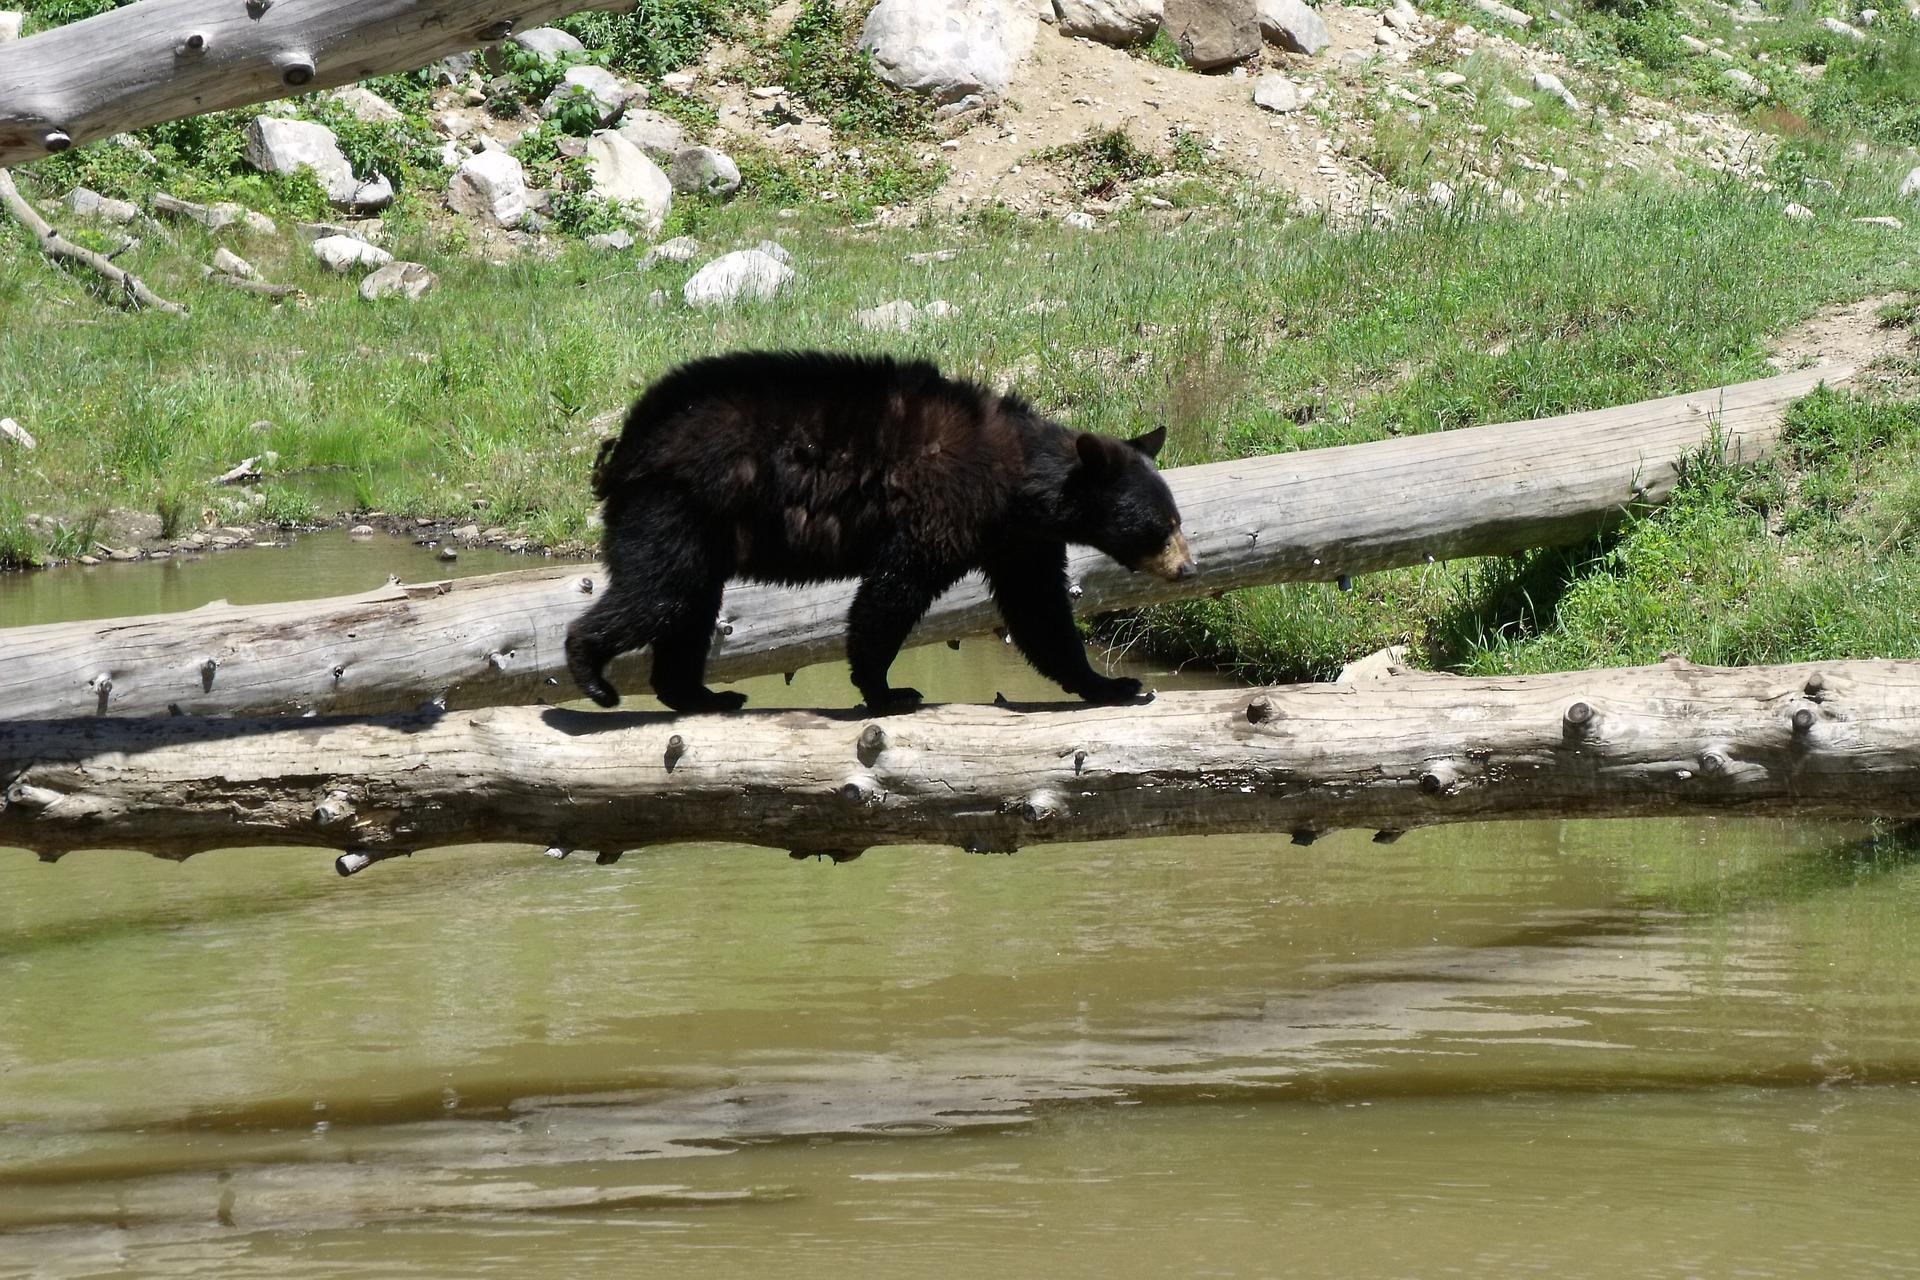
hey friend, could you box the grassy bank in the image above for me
[3,154,1918,674]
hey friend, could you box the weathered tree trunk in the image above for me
[0,367,1847,721]
[4,658,1915,864]
[0,0,632,167]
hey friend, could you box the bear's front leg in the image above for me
[984,544,1146,705]
[847,548,961,713]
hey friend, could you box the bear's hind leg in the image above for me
[847,542,962,714]
[648,574,747,714]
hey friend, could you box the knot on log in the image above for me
[1699,748,1732,777]
[275,52,315,86]
[312,790,354,826]
[838,775,882,807]
[1563,700,1595,737]
[44,131,73,153]
[1803,672,1828,701]
[4,784,65,815]
[1419,762,1463,797]
[1246,696,1276,725]
[663,734,687,772]
[578,577,595,595]
[200,657,219,691]
[1792,707,1818,738]
[1018,790,1065,825]
[487,649,514,672]
[176,32,208,56]
[477,18,515,40]
[856,723,889,766]
[1074,749,1088,776]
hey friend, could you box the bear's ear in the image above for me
[1074,431,1119,475]
[1127,425,1167,460]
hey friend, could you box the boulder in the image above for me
[1723,67,1767,95]
[328,85,403,125]
[752,239,793,264]
[584,130,672,232]
[859,0,1038,102]
[1820,15,1867,39]
[1474,0,1531,24]
[63,187,140,223]
[1051,0,1164,44]
[359,261,438,301]
[244,116,356,204]
[1256,0,1330,53]
[448,150,530,228]
[1252,72,1301,112]
[1783,202,1813,220]
[1167,0,1261,68]
[668,145,742,198]
[542,65,635,127]
[1901,167,1920,200]
[311,235,394,273]
[618,109,690,164]
[682,249,793,307]
[0,12,23,41]
[586,229,636,251]
[345,174,396,212]
[1531,70,1578,109]
[856,299,920,332]
[510,26,586,60]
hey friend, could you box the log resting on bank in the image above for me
[0,367,1850,722]
[0,0,632,167]
[3,659,1916,863]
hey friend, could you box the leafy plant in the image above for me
[772,0,932,140]
[1042,128,1165,197]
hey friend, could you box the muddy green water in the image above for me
[5,535,1920,1278]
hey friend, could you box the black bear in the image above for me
[565,350,1197,714]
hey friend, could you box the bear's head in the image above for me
[1068,426,1197,582]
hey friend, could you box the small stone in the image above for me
[1375,26,1399,45]
[1435,71,1468,88]
[752,239,793,264]
[584,130,672,232]
[448,150,530,229]
[1531,71,1579,110]
[1853,215,1904,228]
[855,299,919,331]
[1821,15,1867,39]
[1783,202,1813,220]
[79,555,101,566]
[0,417,35,449]
[668,146,742,199]
[63,187,140,223]
[682,249,794,307]
[586,228,636,251]
[1499,91,1533,110]
[350,524,376,536]
[1475,0,1531,23]
[1252,72,1301,113]
[541,65,636,127]
[617,110,689,164]
[1062,210,1098,230]
[641,235,701,268]
[1723,67,1767,95]
[359,260,438,301]
[439,546,459,561]
[211,247,257,279]
[751,85,785,98]
[1257,0,1331,53]
[1426,179,1454,207]
[311,234,394,272]
[502,27,586,64]
[328,85,403,125]
[1899,167,1920,200]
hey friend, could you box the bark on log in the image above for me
[4,659,1915,862]
[0,366,1848,721]
[0,0,633,167]
[0,168,187,312]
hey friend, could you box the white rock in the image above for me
[586,228,637,250]
[924,299,956,318]
[0,417,35,450]
[856,299,920,332]
[1499,91,1533,109]
[1899,167,1920,200]
[346,173,395,212]
[1723,67,1767,95]
[1531,71,1579,110]
[244,116,358,205]
[668,145,742,198]
[860,0,1038,102]
[641,235,701,268]
[618,109,690,163]
[1426,179,1455,207]
[508,27,585,62]
[448,150,530,228]
[1256,0,1330,52]
[312,235,394,272]
[211,248,257,279]
[682,249,794,307]
[584,130,672,232]
[0,12,21,41]
[1858,6,1879,21]
[1821,15,1867,38]
[1062,210,1098,230]
[1435,71,1468,88]
[1783,202,1813,220]
[359,261,438,301]
[1052,0,1164,44]
[1853,215,1904,228]
[1252,73,1301,113]
[1475,0,1531,25]
[328,85,403,125]
[542,65,636,127]
[753,239,793,264]
[243,209,278,235]
[63,187,139,223]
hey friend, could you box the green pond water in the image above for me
[4,534,1920,1278]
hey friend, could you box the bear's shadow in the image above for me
[538,692,1153,736]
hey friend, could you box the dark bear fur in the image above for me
[565,350,1197,714]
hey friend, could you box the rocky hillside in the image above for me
[6,0,1918,270]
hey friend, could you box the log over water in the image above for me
[4,658,1917,863]
[0,0,633,167]
[0,367,1850,722]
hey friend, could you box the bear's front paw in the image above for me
[864,686,924,715]
[1077,675,1145,705]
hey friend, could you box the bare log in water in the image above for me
[4,658,1916,864]
[0,367,1849,722]
[0,0,633,167]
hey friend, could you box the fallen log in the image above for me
[0,366,1847,721]
[0,0,632,167]
[4,658,1915,864]
[0,168,186,313]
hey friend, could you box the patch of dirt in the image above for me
[1768,292,1920,395]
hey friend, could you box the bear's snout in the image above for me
[1140,530,1198,582]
